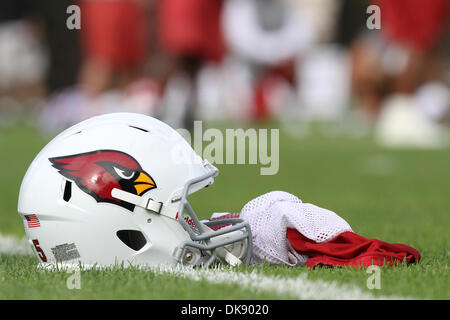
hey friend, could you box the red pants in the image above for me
[158,0,226,62]
[372,0,449,52]
[78,0,149,69]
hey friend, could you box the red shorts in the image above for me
[373,0,449,52]
[158,0,226,62]
[78,0,149,69]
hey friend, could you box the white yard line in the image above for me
[0,233,405,299]
[154,265,403,300]
[0,234,32,255]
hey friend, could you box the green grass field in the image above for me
[0,121,449,299]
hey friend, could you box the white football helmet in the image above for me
[18,113,252,268]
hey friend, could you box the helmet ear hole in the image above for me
[116,230,147,251]
[63,181,72,202]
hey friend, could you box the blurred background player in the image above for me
[351,0,450,119]
[349,0,450,147]
[221,0,315,123]
[0,0,448,147]
[40,0,160,132]
[0,0,46,126]
[157,0,226,131]
[78,0,149,99]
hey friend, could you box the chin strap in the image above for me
[216,247,243,266]
[111,188,179,220]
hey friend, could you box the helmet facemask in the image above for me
[112,160,253,267]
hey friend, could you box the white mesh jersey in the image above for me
[238,191,353,266]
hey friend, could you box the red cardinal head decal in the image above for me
[49,150,156,211]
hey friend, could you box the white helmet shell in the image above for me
[18,113,252,268]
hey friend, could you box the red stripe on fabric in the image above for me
[287,229,421,269]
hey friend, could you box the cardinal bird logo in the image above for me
[49,150,156,211]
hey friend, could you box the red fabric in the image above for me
[372,0,450,52]
[287,229,421,269]
[79,0,149,69]
[208,213,241,231]
[157,0,226,62]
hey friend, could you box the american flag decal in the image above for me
[25,214,41,228]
